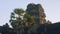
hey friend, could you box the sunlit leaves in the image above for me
[9,8,35,34]
[14,8,25,16]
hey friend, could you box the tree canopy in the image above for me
[9,8,35,34]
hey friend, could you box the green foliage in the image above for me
[23,13,34,27]
[9,8,35,34]
[14,8,25,16]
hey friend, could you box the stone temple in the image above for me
[0,3,60,34]
[26,3,51,24]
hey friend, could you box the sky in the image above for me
[0,0,60,26]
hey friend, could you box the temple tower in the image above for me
[26,3,47,24]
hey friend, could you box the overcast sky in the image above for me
[0,0,60,26]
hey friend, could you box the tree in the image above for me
[23,13,34,27]
[3,23,9,28]
[9,8,25,34]
[9,8,35,34]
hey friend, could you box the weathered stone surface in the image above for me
[26,3,47,24]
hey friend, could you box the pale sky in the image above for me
[0,0,60,26]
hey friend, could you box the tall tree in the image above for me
[9,8,35,34]
[9,8,25,34]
